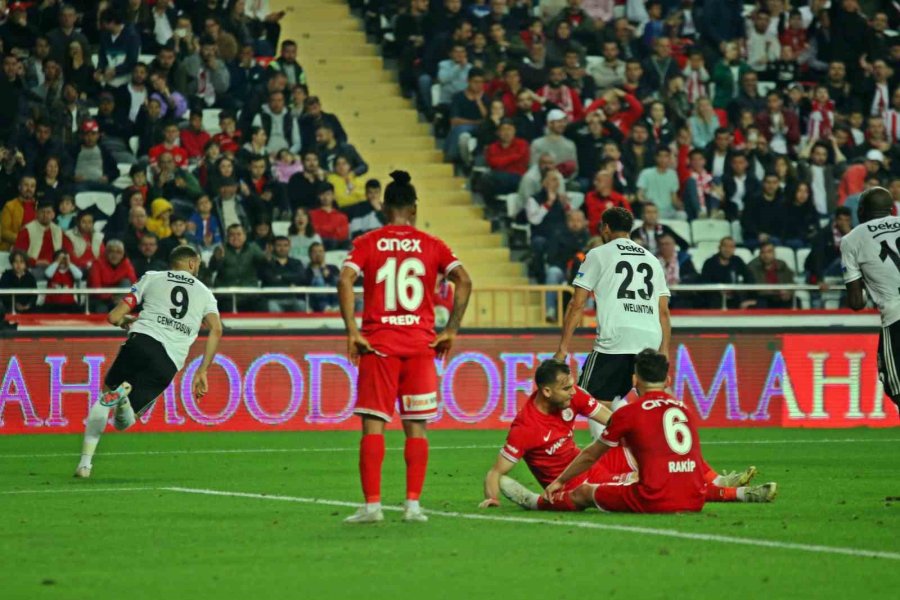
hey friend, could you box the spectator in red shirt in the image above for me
[483,119,530,206]
[585,88,643,136]
[65,210,105,271]
[212,111,242,155]
[149,122,190,167]
[44,249,83,312]
[583,171,630,235]
[309,182,350,250]
[14,200,73,272]
[87,240,136,313]
[180,109,211,161]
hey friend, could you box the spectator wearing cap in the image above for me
[309,182,350,250]
[47,4,91,65]
[181,110,212,161]
[445,68,488,162]
[347,179,386,238]
[1,176,38,251]
[69,120,119,193]
[133,231,168,278]
[287,150,326,211]
[113,63,149,125]
[529,109,578,179]
[261,235,310,313]
[94,91,134,165]
[87,239,137,313]
[13,198,73,272]
[316,125,368,176]
[299,96,347,152]
[97,8,141,88]
[839,149,888,203]
[249,90,301,155]
[175,34,232,111]
[483,118,529,203]
[150,122,190,168]
[66,210,105,271]
[213,177,251,238]
[268,40,306,87]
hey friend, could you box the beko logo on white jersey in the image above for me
[377,238,422,252]
[867,221,900,233]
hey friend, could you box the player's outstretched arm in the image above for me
[554,286,590,361]
[588,403,613,426]
[106,300,137,330]
[431,265,472,359]
[193,312,223,399]
[845,279,866,311]
[480,454,516,508]
[658,295,671,358]
[543,440,608,500]
[338,266,372,365]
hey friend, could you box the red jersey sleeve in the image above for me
[343,235,369,275]
[571,386,602,419]
[433,237,462,276]
[599,404,634,447]
[500,423,534,463]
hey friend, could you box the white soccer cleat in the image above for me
[343,507,384,524]
[403,507,429,523]
[743,482,778,503]
[73,466,92,479]
[719,466,757,488]
[99,382,133,408]
[500,475,539,510]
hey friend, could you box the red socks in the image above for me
[537,490,579,511]
[701,459,718,483]
[404,437,429,501]
[706,484,738,502]
[359,434,385,503]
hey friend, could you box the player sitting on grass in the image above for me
[74,246,223,478]
[481,356,776,511]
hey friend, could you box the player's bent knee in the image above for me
[569,485,596,509]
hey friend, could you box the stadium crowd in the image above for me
[0,0,392,316]
[375,0,899,311]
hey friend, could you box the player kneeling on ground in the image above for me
[482,354,776,512]
[74,246,223,478]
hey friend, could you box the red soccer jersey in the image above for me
[599,391,706,512]
[501,387,602,488]
[343,224,462,356]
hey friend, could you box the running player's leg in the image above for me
[397,354,439,522]
[347,353,400,523]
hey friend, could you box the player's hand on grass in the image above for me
[348,332,373,365]
[478,498,500,509]
[542,480,564,502]
[193,370,209,399]
[429,329,457,359]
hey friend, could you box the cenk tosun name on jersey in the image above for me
[377,238,423,252]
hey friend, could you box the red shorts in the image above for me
[591,482,704,513]
[565,447,637,491]
[354,352,438,422]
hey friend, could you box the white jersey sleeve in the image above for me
[573,247,602,291]
[840,234,862,284]
[839,217,900,327]
[128,271,220,369]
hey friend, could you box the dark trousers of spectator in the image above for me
[445,125,477,162]
[529,235,550,281]
[480,171,521,210]
[321,238,350,251]
[217,294,265,313]
[417,73,435,112]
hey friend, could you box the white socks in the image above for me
[78,401,111,469]
[736,487,747,502]
[365,502,382,513]
[405,500,420,512]
[114,399,135,431]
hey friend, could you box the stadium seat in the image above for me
[0,251,9,271]
[88,106,99,117]
[568,191,584,210]
[733,247,754,265]
[272,221,290,236]
[730,220,743,244]
[688,245,718,272]
[326,250,349,266]
[431,84,441,109]
[690,219,731,245]
[139,54,155,64]
[202,109,222,135]
[660,219,691,245]
[128,136,139,156]
[93,219,107,232]
[113,163,132,188]
[774,245,797,272]
[796,247,811,274]
[498,193,524,219]
[585,55,602,70]
[695,240,720,254]
[75,192,116,216]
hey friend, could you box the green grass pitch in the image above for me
[1,427,898,599]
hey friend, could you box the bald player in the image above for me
[841,186,900,416]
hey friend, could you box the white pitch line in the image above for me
[0,438,898,460]
[164,486,900,562]
[0,486,156,495]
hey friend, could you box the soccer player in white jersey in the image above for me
[554,207,671,439]
[842,187,900,417]
[74,246,223,478]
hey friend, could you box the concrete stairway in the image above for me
[273,0,544,326]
